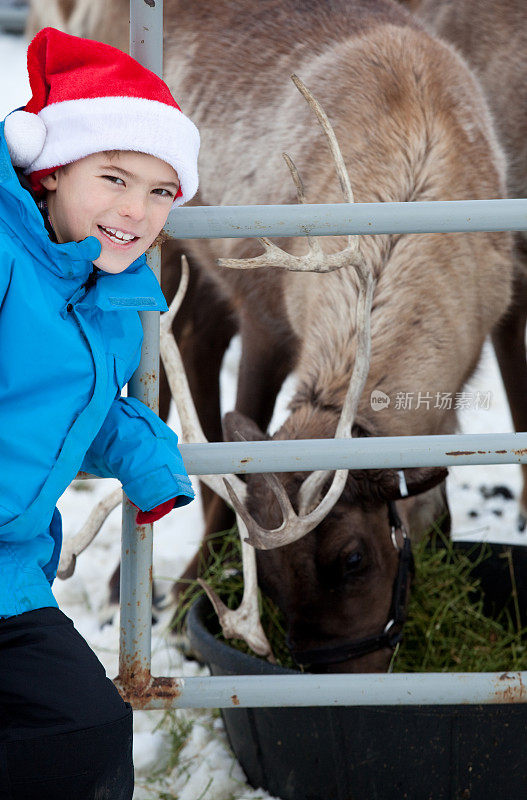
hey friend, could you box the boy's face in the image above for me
[40,151,180,274]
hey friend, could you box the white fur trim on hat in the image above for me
[26,96,200,206]
[4,110,47,168]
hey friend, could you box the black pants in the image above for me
[0,607,133,800]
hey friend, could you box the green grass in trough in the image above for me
[174,526,527,673]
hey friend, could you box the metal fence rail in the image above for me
[166,197,527,239]
[179,431,527,475]
[116,672,527,710]
[112,0,527,709]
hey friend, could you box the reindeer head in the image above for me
[224,410,447,673]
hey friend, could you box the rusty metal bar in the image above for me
[113,671,527,710]
[117,244,161,692]
[177,431,527,475]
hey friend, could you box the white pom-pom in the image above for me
[4,110,47,168]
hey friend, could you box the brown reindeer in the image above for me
[399,0,527,526]
[30,1,513,671]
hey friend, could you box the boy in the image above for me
[0,27,200,799]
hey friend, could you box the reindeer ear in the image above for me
[222,410,270,442]
[394,466,448,499]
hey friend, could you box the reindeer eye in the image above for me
[344,550,363,574]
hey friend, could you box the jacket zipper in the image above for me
[66,267,99,313]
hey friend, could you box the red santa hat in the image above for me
[4,27,200,206]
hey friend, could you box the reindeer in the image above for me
[32,1,513,671]
[399,0,527,527]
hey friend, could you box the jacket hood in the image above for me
[0,118,166,310]
[0,118,102,277]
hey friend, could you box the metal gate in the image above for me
[109,0,527,709]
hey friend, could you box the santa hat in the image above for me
[4,27,200,206]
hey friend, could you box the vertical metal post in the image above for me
[129,0,164,77]
[118,0,164,698]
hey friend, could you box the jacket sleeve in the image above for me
[80,396,194,511]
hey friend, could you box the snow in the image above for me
[1,27,525,800]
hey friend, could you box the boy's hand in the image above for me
[132,498,177,524]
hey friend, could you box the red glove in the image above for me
[132,498,177,524]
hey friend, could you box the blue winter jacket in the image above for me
[0,121,194,618]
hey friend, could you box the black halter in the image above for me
[288,501,414,667]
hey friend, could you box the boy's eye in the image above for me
[152,187,176,198]
[102,175,125,185]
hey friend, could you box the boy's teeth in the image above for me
[101,226,135,242]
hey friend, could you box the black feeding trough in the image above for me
[186,542,527,800]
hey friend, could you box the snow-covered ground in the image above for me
[1,26,526,800]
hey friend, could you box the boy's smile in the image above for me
[40,151,180,274]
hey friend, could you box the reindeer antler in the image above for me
[217,73,363,274]
[160,257,274,660]
[218,75,375,550]
[227,261,375,550]
[216,75,376,550]
[57,486,122,579]
[297,257,374,516]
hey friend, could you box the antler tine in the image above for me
[197,518,275,660]
[57,486,122,579]
[160,252,190,330]
[224,474,299,549]
[218,75,362,274]
[282,152,306,203]
[217,237,356,273]
[227,467,350,551]
[290,73,354,207]
[282,151,323,259]
[223,477,258,528]
[262,472,299,519]
[231,432,298,522]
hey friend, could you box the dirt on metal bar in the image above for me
[114,672,182,710]
[492,672,527,704]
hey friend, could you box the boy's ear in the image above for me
[40,171,58,191]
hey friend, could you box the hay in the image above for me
[392,534,527,672]
[174,526,527,673]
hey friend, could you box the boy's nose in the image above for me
[118,193,147,222]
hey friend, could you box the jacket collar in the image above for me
[0,119,167,311]
[85,265,168,312]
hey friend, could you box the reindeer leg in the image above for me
[491,272,527,528]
